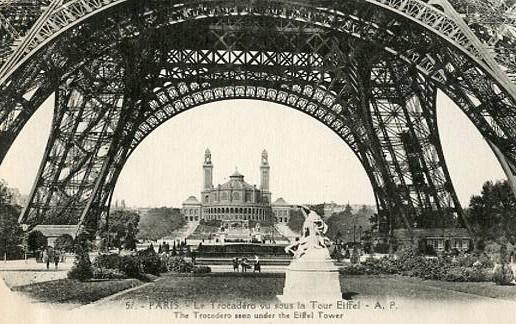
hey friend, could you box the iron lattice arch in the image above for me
[1,0,516,239]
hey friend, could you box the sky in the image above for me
[0,91,506,208]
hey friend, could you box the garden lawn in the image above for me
[110,272,285,304]
[412,278,516,301]
[341,275,516,302]
[106,272,514,307]
[12,278,145,304]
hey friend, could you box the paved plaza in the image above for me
[0,258,73,288]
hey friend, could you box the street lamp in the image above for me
[21,224,29,263]
[3,237,6,263]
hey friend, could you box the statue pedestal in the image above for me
[278,248,342,302]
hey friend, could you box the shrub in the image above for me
[339,264,367,275]
[424,245,437,256]
[361,256,399,275]
[68,256,94,281]
[445,267,491,282]
[54,234,74,252]
[199,219,222,227]
[373,243,390,254]
[167,256,194,273]
[343,249,350,259]
[27,230,48,253]
[478,253,495,269]
[192,266,212,274]
[137,247,162,276]
[361,256,381,274]
[67,239,93,281]
[119,255,141,278]
[493,263,515,285]
[92,267,126,280]
[93,253,122,270]
[339,246,497,283]
[417,258,450,280]
[1,245,24,260]
[353,250,493,283]
[454,253,494,269]
[330,245,344,260]
[350,247,360,264]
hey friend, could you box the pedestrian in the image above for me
[42,249,49,270]
[241,258,249,272]
[48,247,55,270]
[254,255,261,273]
[191,251,196,265]
[233,257,239,272]
[54,250,60,270]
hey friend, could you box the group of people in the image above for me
[232,256,261,272]
[41,247,64,270]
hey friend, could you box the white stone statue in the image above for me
[285,206,332,259]
[279,206,341,302]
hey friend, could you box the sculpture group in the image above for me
[285,206,332,259]
[280,206,341,302]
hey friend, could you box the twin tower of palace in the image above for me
[181,149,292,224]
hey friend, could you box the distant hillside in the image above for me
[137,207,185,241]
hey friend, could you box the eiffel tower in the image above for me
[1,0,516,243]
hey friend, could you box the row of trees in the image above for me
[97,207,187,251]
[0,180,23,259]
[325,205,374,242]
[4,175,516,256]
[137,207,185,241]
[285,182,516,250]
[466,180,516,244]
[286,204,375,243]
[1,180,188,256]
[98,210,140,251]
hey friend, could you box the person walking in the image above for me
[233,257,239,272]
[47,247,55,270]
[254,255,261,273]
[54,249,60,270]
[241,258,249,272]
[42,249,49,270]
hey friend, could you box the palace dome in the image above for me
[219,171,255,190]
[183,196,201,205]
[272,197,289,206]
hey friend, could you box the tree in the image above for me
[55,234,74,252]
[100,210,140,250]
[466,180,516,241]
[123,222,137,250]
[68,233,93,281]
[27,230,47,253]
[308,203,326,218]
[287,209,305,233]
[137,207,185,241]
[325,204,353,241]
[0,180,23,259]
[493,243,515,285]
